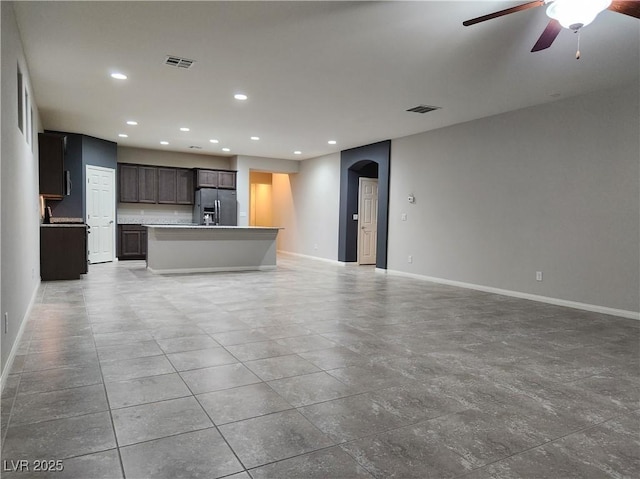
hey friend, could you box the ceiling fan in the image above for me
[463,0,640,56]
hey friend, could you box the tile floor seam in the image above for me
[449,409,638,478]
[175,361,252,476]
[87,289,129,479]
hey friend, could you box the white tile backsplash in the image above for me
[117,204,194,225]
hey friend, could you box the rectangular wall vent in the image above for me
[165,56,196,69]
[406,105,441,114]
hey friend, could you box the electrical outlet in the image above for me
[408,255,413,263]
[313,244,318,250]
[536,271,543,281]
[4,312,8,334]
[401,213,407,221]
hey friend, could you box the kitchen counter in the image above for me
[41,224,87,228]
[144,225,281,274]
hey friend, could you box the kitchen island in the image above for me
[144,225,280,274]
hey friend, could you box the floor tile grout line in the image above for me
[451,409,638,478]
[83,288,128,479]
[173,363,252,476]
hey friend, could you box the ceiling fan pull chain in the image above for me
[575,29,581,60]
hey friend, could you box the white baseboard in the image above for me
[384,269,639,320]
[147,265,277,274]
[277,250,346,266]
[1,281,40,393]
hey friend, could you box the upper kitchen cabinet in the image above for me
[196,169,218,188]
[157,167,177,204]
[39,133,68,198]
[119,163,193,205]
[138,166,157,203]
[119,164,139,202]
[218,170,237,189]
[176,168,194,204]
[195,169,236,189]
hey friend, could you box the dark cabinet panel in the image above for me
[138,166,157,203]
[118,225,147,260]
[196,169,218,188]
[196,169,236,190]
[217,171,236,189]
[157,168,177,204]
[39,133,66,198]
[119,164,139,202]
[176,169,194,204]
[40,226,87,280]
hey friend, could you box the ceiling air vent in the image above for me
[188,146,202,150]
[164,56,196,69]
[406,105,441,114]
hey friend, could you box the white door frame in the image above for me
[86,165,116,263]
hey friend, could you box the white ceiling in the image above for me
[13,1,640,161]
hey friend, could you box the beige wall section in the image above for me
[388,84,639,314]
[1,2,43,375]
[249,172,273,227]
[278,153,340,260]
[118,146,231,169]
[272,174,295,252]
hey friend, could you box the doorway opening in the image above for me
[338,141,390,268]
[85,165,116,264]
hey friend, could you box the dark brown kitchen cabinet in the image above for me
[119,164,193,205]
[39,133,67,198]
[118,225,147,260]
[195,169,236,189]
[40,225,88,280]
[196,169,218,188]
[217,171,236,189]
[138,166,157,203]
[119,164,139,202]
[176,168,194,204]
[157,168,177,204]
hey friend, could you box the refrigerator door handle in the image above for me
[216,200,221,225]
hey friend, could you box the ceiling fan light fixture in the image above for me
[546,0,612,29]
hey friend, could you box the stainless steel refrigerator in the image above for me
[193,188,237,225]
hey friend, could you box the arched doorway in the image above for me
[338,140,390,268]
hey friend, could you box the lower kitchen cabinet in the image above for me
[40,225,88,280]
[118,225,147,260]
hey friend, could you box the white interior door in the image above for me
[358,177,378,265]
[86,165,115,264]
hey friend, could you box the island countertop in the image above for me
[143,225,281,230]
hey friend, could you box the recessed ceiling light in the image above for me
[234,93,248,101]
[328,140,337,145]
[222,147,231,152]
[294,151,302,155]
[118,134,128,138]
[209,139,219,144]
[126,120,138,126]
[250,136,260,141]
[110,72,127,80]
[180,127,190,132]
[160,141,169,145]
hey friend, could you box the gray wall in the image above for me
[1,2,42,375]
[278,153,340,259]
[388,84,639,314]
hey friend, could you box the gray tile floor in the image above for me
[1,255,638,478]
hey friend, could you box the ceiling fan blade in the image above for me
[531,19,562,52]
[608,0,640,19]
[463,0,545,26]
